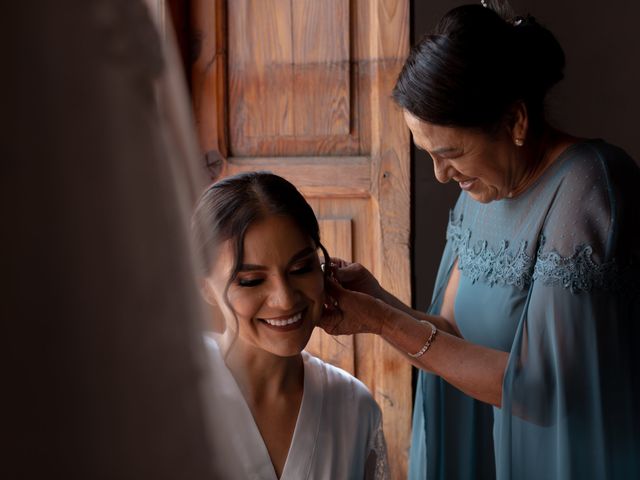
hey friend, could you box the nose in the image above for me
[432,156,454,184]
[266,276,298,310]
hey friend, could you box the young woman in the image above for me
[192,171,388,480]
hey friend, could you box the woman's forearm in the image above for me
[379,289,461,337]
[323,276,503,405]
[379,307,508,407]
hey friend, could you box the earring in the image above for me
[514,138,524,147]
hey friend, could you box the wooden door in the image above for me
[191,1,411,476]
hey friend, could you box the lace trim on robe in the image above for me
[367,420,390,480]
[447,213,635,294]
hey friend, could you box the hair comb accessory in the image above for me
[511,14,537,27]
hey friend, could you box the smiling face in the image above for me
[204,214,325,358]
[404,110,528,203]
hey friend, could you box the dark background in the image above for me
[411,0,640,311]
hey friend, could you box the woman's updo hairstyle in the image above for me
[192,171,329,281]
[392,1,565,133]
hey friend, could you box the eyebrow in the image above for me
[431,146,462,155]
[237,246,317,272]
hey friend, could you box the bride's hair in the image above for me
[192,171,330,343]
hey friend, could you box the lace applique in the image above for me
[447,214,535,290]
[366,420,390,480]
[447,214,635,294]
[532,239,624,294]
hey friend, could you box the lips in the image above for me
[259,309,306,332]
[263,312,302,327]
[458,178,477,190]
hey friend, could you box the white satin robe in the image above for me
[204,337,389,479]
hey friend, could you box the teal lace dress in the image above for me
[408,140,640,479]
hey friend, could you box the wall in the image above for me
[411,0,640,311]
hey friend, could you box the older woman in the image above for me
[320,3,639,480]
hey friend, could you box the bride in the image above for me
[192,171,389,479]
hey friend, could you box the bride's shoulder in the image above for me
[302,351,380,413]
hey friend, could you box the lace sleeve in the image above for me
[497,144,640,478]
[532,143,639,295]
[364,417,390,480]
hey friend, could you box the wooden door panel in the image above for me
[292,0,350,136]
[309,198,377,278]
[229,0,294,139]
[228,0,360,157]
[222,155,371,197]
[192,1,411,477]
[318,218,353,262]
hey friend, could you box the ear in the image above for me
[200,278,218,307]
[506,101,529,146]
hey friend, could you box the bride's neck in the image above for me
[220,332,304,402]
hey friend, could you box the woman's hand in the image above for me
[321,269,508,408]
[328,258,416,318]
[319,277,390,336]
[328,258,385,300]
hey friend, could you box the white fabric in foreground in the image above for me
[2,2,216,478]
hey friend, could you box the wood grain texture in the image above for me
[223,156,371,198]
[366,0,412,478]
[292,0,350,136]
[229,0,294,139]
[191,0,228,157]
[228,0,364,157]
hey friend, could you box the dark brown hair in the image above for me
[191,171,329,348]
[392,4,565,133]
[192,171,329,277]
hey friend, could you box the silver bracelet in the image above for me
[408,321,437,358]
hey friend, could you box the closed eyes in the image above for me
[237,277,264,287]
[289,260,317,275]
[236,259,318,288]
